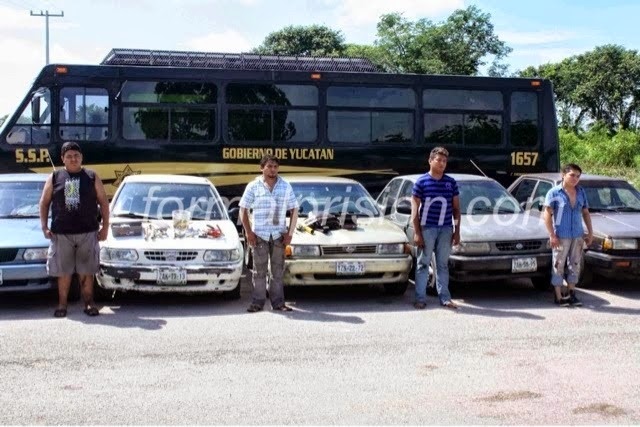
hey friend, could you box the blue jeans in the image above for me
[414,227,453,305]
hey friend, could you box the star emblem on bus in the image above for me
[113,164,141,187]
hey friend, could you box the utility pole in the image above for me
[30,10,64,65]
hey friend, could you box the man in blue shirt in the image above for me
[543,163,593,307]
[240,155,299,313]
[411,147,461,309]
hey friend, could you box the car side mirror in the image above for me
[396,199,412,215]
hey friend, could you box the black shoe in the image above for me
[554,297,570,307]
[568,293,583,307]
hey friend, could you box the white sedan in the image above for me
[97,174,243,298]
[283,177,412,295]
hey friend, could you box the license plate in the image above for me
[157,268,187,285]
[512,257,537,273]
[336,261,365,275]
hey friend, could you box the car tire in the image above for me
[384,282,409,296]
[531,275,552,291]
[223,281,242,300]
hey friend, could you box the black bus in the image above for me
[0,48,559,202]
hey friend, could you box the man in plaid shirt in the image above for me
[239,155,299,313]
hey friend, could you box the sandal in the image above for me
[53,307,67,318]
[246,304,263,313]
[83,306,100,316]
[273,304,293,312]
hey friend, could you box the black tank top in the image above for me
[50,168,99,234]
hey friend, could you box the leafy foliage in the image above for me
[373,6,512,75]
[253,25,346,56]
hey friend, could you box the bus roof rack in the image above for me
[100,48,382,72]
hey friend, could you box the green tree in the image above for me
[520,45,640,131]
[253,25,346,56]
[344,44,386,69]
[374,6,512,75]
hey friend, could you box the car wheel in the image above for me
[384,281,409,296]
[531,275,552,291]
[223,281,242,300]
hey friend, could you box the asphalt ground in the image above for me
[1,275,638,425]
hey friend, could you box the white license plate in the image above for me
[336,261,365,275]
[157,268,187,285]
[512,257,537,273]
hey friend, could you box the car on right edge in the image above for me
[508,173,640,283]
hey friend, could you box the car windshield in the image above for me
[0,180,46,218]
[112,182,226,220]
[459,180,521,215]
[292,182,380,218]
[582,181,640,212]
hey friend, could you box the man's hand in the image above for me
[584,232,593,246]
[452,230,461,246]
[42,227,53,239]
[414,231,424,248]
[549,234,560,249]
[282,234,293,245]
[245,230,257,247]
[98,226,108,242]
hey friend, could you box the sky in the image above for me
[1,0,640,117]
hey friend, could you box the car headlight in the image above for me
[377,243,404,254]
[603,238,638,250]
[451,242,491,254]
[204,248,241,262]
[23,248,48,261]
[290,245,321,257]
[100,248,138,261]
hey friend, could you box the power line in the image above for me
[30,9,64,65]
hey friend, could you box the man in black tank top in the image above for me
[39,142,110,318]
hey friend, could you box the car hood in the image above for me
[0,218,49,248]
[292,217,407,245]
[591,212,640,238]
[460,213,548,242]
[104,218,240,250]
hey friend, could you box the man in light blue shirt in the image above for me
[543,163,593,307]
[239,155,298,313]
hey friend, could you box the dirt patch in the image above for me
[573,403,627,417]
[478,390,543,402]
[419,364,439,375]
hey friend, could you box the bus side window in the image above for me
[6,87,51,145]
[60,87,109,141]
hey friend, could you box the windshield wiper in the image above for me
[114,212,148,219]
[0,213,40,218]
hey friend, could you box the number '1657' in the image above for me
[511,151,538,166]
